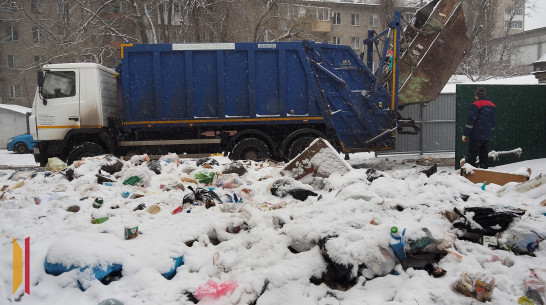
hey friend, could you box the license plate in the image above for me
[33,147,40,154]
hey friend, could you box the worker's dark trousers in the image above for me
[467,139,490,169]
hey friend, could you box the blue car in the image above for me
[7,133,37,154]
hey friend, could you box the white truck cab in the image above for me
[30,63,117,165]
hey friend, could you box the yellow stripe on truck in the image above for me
[37,125,103,129]
[123,116,325,125]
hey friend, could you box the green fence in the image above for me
[456,84,546,169]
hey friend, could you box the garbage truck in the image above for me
[29,0,470,166]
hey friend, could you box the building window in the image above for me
[10,1,18,11]
[332,37,341,45]
[6,25,19,41]
[333,12,341,25]
[505,6,524,16]
[316,8,330,21]
[505,21,523,29]
[351,37,360,50]
[173,2,181,15]
[8,55,19,69]
[370,14,379,27]
[10,85,22,99]
[33,26,46,43]
[351,13,360,26]
[31,0,44,13]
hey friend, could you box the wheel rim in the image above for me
[242,148,260,161]
[15,144,26,154]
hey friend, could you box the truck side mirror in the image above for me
[37,70,44,87]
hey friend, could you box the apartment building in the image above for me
[300,0,418,71]
[0,0,527,108]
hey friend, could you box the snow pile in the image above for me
[0,152,545,305]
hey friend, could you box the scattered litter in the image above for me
[124,225,139,240]
[195,279,238,300]
[452,272,495,302]
[159,153,180,166]
[100,156,124,174]
[91,216,109,224]
[93,197,104,208]
[390,226,406,261]
[133,203,146,211]
[194,171,216,184]
[196,157,219,167]
[420,163,438,177]
[270,178,318,201]
[146,204,160,214]
[460,160,531,186]
[222,161,247,176]
[180,177,198,184]
[129,154,150,165]
[283,138,352,180]
[67,205,80,213]
[522,269,546,305]
[46,157,67,172]
[147,160,161,174]
[123,176,142,186]
[501,227,545,255]
[452,206,525,236]
[216,173,243,189]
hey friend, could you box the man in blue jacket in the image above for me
[462,87,496,168]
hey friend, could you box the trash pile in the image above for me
[0,145,545,305]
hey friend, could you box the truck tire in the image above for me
[66,142,105,165]
[230,138,271,161]
[13,142,29,154]
[288,136,315,160]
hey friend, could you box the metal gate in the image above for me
[379,93,456,154]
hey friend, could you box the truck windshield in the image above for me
[42,71,75,99]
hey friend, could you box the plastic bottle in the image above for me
[390,226,406,261]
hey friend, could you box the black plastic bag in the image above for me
[453,207,525,236]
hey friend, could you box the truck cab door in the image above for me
[35,69,80,141]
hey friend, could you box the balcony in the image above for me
[312,20,332,33]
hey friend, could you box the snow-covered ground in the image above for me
[0,150,544,305]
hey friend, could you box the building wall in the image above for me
[493,27,546,74]
[0,109,28,148]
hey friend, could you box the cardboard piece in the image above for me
[460,160,531,186]
[282,138,352,180]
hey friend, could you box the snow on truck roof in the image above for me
[0,104,31,114]
[42,63,116,73]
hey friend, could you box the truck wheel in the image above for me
[288,136,315,160]
[13,142,29,154]
[66,142,105,165]
[230,138,271,161]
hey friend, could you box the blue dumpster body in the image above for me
[118,41,396,154]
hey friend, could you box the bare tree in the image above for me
[458,0,534,81]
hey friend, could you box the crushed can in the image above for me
[124,225,139,240]
[93,197,104,208]
[172,206,183,215]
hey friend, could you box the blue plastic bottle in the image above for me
[390,226,406,261]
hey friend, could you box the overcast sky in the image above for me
[525,0,546,30]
